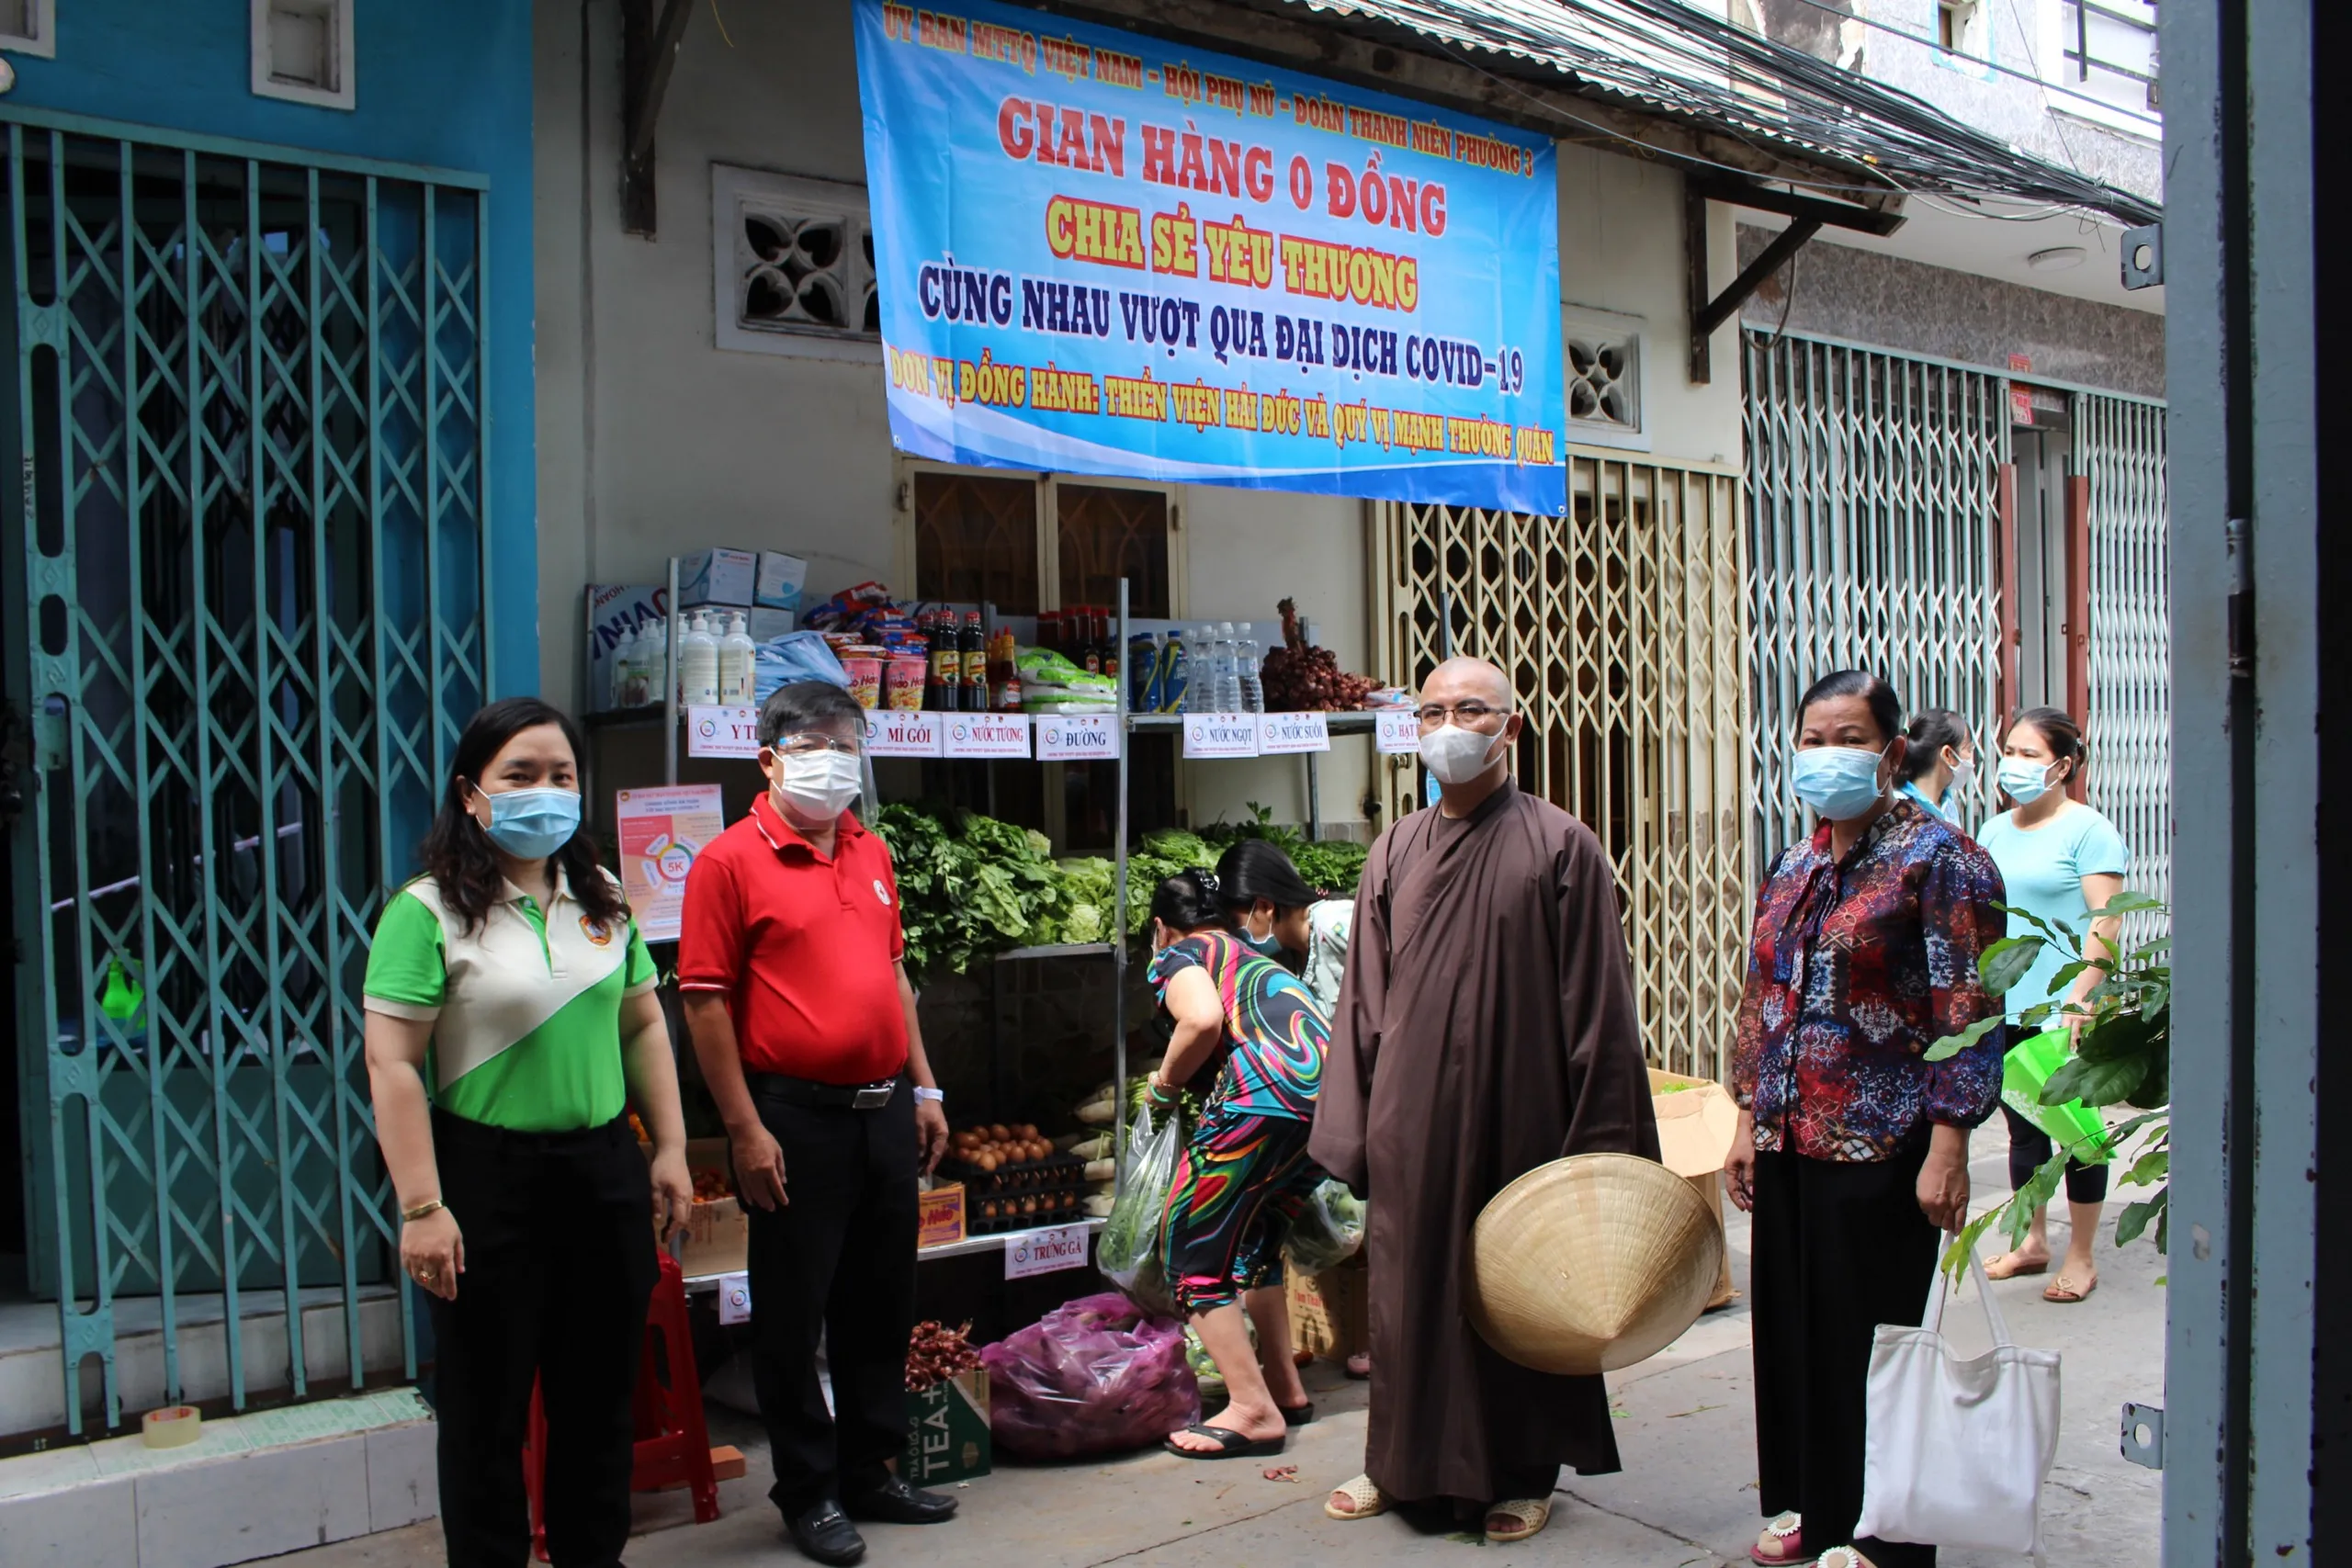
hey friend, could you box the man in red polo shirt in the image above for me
[679,681,955,1566]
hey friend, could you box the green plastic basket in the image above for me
[2001,1027,2112,1165]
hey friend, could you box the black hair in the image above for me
[758,680,865,747]
[415,697,622,937]
[1214,840,1319,912]
[1796,670,1903,745]
[1897,708,1973,784]
[1150,870,1237,935]
[2002,705,2086,792]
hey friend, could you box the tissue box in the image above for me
[678,548,758,608]
[755,551,808,613]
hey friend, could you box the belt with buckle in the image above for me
[748,1072,902,1111]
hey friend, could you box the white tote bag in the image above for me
[1853,1248,2063,1557]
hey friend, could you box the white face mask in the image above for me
[773,748,862,820]
[1419,721,1506,786]
[1946,755,1976,798]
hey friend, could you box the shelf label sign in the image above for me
[865,711,945,757]
[1375,710,1422,754]
[1035,712,1121,761]
[1004,1224,1092,1280]
[944,713,1034,758]
[853,0,1565,515]
[1183,714,1261,759]
[686,705,763,759]
[1257,711,1331,754]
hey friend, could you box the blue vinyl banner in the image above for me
[854,0,1566,515]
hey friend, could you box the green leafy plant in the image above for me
[1925,893,2171,1273]
[870,803,1072,982]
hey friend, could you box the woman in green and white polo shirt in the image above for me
[364,696,694,1568]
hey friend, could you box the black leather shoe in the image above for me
[786,1500,867,1565]
[842,1473,960,1525]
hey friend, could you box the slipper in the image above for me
[2043,1271,2098,1303]
[1816,1550,1877,1568]
[1278,1401,1315,1426]
[1344,1351,1371,1380]
[1983,1254,2048,1280]
[1325,1473,1388,1521]
[1484,1496,1553,1544]
[1752,1511,1811,1564]
[1163,1424,1286,1460]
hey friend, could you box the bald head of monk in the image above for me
[1418,657,1523,815]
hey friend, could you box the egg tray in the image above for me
[965,1181,1091,1235]
[936,1150,1088,1197]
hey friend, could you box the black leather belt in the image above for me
[748,1072,902,1111]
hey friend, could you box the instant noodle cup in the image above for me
[886,656,928,710]
[842,656,883,710]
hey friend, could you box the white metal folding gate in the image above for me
[1741,332,2010,874]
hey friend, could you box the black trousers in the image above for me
[746,1077,920,1514]
[1749,1133,1939,1568]
[427,1109,657,1568]
[2002,1103,2109,1205]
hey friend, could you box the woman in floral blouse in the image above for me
[1724,671,2007,1568]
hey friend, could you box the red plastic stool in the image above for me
[523,1251,720,1562]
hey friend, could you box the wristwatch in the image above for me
[912,1086,944,1104]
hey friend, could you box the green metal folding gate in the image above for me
[1,111,491,1434]
[1741,331,2011,875]
[2078,393,2170,920]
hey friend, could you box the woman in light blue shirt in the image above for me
[1893,708,1974,827]
[1975,706,2129,1303]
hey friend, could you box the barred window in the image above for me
[712,165,881,361]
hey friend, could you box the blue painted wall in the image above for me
[2,0,538,693]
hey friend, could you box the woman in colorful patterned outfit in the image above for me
[1147,870,1329,1460]
[1724,671,2008,1568]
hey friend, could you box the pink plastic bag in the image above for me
[981,1292,1200,1460]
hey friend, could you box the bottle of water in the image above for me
[1184,626,1215,713]
[1236,622,1264,712]
[1216,622,1241,711]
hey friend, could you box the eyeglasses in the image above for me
[1416,702,1510,728]
[767,733,862,757]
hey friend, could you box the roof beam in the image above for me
[1691,174,1908,237]
[1028,0,1911,207]
[621,0,695,237]
[1685,177,1822,383]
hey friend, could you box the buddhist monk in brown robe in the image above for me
[1310,656,1661,1545]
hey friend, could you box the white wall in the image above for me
[533,0,1748,831]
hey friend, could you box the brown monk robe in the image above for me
[1310,660,1660,1512]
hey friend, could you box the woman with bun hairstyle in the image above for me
[1894,708,1977,827]
[1145,868,1330,1460]
[1975,706,2130,1303]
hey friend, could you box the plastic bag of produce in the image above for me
[1097,1102,1181,1314]
[982,1292,1199,1460]
[1283,1179,1366,1275]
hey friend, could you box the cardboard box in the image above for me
[903,1371,990,1485]
[650,1137,751,1278]
[678,548,758,608]
[754,551,808,613]
[748,607,797,640]
[1286,1256,1370,1360]
[1649,1068,1741,1310]
[918,1183,967,1250]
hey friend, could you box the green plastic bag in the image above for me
[2002,1027,2111,1165]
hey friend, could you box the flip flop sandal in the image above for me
[1984,1254,2049,1280]
[2044,1272,2098,1303]
[1278,1401,1315,1426]
[1816,1549,1877,1568]
[1163,1425,1286,1460]
[1752,1511,1812,1564]
[1325,1473,1388,1521]
[1484,1496,1553,1544]
[1344,1351,1372,1380]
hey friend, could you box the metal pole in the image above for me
[1113,577,1130,1170]
[1306,750,1320,841]
[663,556,680,786]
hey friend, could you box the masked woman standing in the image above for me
[365,697,694,1567]
[1213,840,1355,1017]
[1724,671,2007,1568]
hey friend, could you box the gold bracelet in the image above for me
[401,1199,446,1223]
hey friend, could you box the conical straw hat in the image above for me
[1466,1152,1724,1376]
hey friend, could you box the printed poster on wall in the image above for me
[854,0,1565,515]
[616,784,727,942]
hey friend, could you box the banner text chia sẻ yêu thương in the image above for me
[854,0,1566,515]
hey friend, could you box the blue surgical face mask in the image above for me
[1998,756,2055,805]
[477,784,582,859]
[1238,924,1283,959]
[1790,743,1890,822]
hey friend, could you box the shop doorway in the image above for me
[2008,421,2082,719]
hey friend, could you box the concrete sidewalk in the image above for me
[276,1133,2164,1566]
